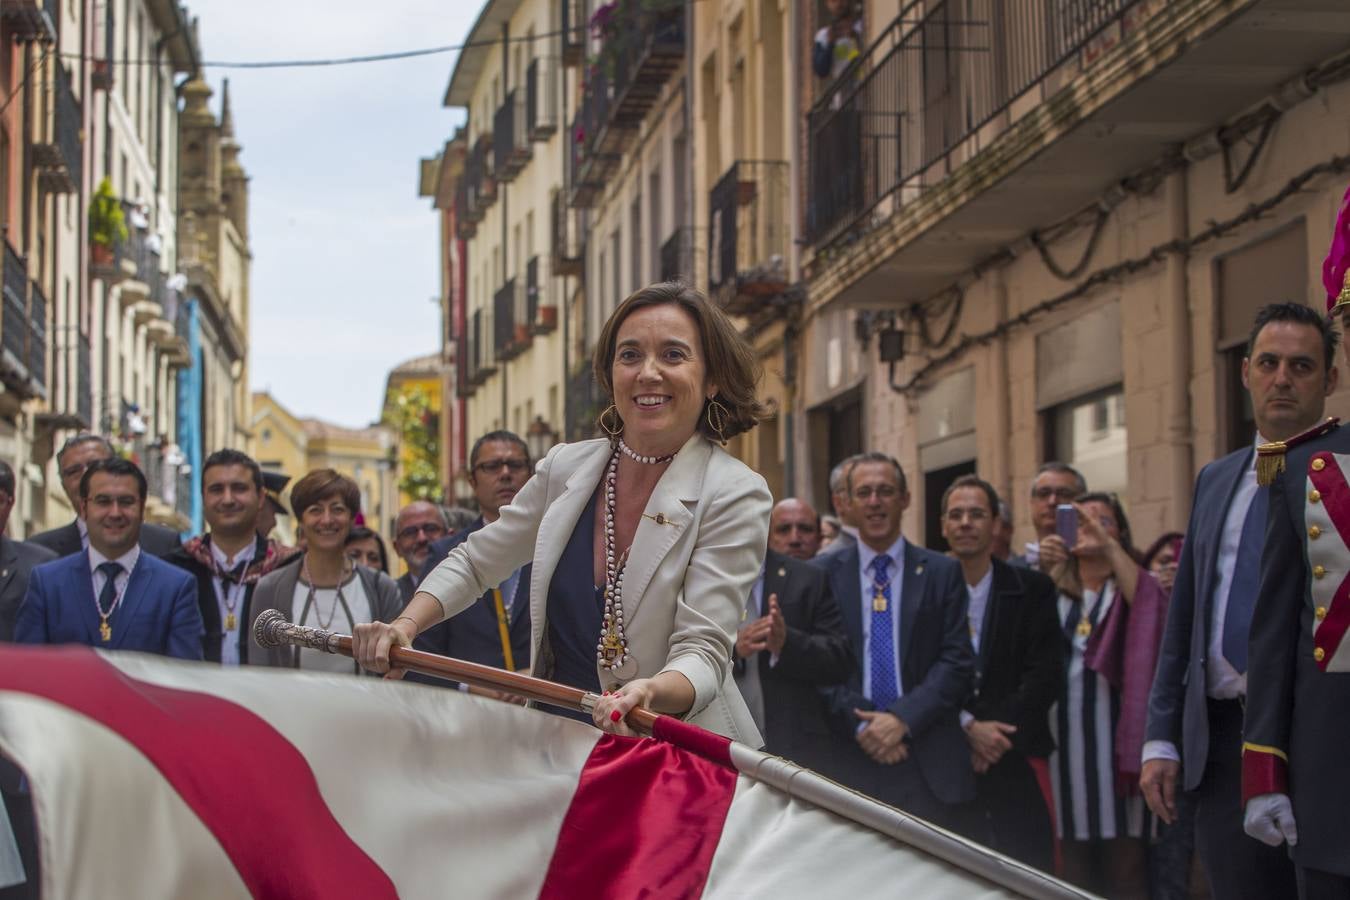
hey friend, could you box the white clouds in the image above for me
[188,1,478,426]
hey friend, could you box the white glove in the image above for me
[1244,793,1298,847]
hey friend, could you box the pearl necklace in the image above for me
[618,436,676,465]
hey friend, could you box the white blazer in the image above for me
[419,433,770,745]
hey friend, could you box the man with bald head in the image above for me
[734,496,853,770]
[392,500,449,602]
[769,498,823,560]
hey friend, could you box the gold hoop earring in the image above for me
[598,404,623,438]
[705,398,730,444]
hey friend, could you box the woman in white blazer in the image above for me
[355,283,773,744]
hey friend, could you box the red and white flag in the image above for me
[0,647,1084,899]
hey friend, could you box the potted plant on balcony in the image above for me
[88,177,127,267]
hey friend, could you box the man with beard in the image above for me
[391,501,448,602]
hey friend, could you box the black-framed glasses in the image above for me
[474,459,529,475]
[1032,486,1078,501]
[397,522,446,542]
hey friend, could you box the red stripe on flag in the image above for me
[0,647,397,899]
[652,714,734,769]
[540,732,738,900]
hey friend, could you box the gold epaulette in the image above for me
[1257,416,1342,487]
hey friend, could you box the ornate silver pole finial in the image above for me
[252,609,340,654]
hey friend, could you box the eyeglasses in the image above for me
[851,485,900,501]
[397,522,446,542]
[474,458,530,475]
[1032,486,1079,501]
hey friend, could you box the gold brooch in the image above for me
[642,512,673,526]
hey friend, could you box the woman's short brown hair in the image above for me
[592,281,770,442]
[289,468,361,519]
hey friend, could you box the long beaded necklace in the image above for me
[596,438,676,670]
[299,556,354,631]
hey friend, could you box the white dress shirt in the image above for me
[960,566,994,729]
[89,544,141,609]
[211,539,257,667]
[857,535,906,706]
[1142,437,1261,766]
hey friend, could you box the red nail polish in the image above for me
[610,710,622,722]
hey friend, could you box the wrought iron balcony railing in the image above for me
[708,160,791,314]
[560,0,584,66]
[526,254,558,335]
[660,226,702,286]
[1,242,29,384]
[77,331,92,427]
[1,0,57,42]
[33,65,81,194]
[806,0,1150,248]
[527,57,558,142]
[28,278,46,392]
[600,0,685,127]
[568,70,624,208]
[552,191,583,277]
[494,89,530,181]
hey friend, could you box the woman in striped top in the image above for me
[1041,492,1156,900]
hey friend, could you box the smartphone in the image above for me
[1055,503,1078,547]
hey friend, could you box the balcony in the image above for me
[28,279,46,393]
[660,226,702,285]
[1,0,57,42]
[456,329,476,398]
[551,191,583,277]
[493,89,530,181]
[77,333,92,426]
[598,0,685,127]
[526,255,557,336]
[1,242,30,389]
[708,160,791,315]
[473,135,497,208]
[527,57,558,141]
[136,437,191,532]
[560,0,584,66]
[494,278,532,361]
[33,65,82,194]
[568,71,625,208]
[803,0,1350,309]
[470,307,496,383]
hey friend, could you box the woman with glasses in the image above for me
[355,283,773,743]
[1041,493,1168,900]
[249,469,403,673]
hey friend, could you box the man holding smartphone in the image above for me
[1011,462,1087,571]
[1142,302,1332,899]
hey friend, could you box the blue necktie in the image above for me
[869,554,898,709]
[1222,486,1268,674]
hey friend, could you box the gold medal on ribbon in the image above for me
[226,613,237,631]
[1076,618,1092,638]
[99,620,112,642]
[873,594,887,613]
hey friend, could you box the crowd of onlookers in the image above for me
[4,301,1339,899]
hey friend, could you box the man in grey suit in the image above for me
[0,461,56,641]
[1141,303,1322,898]
[29,434,180,559]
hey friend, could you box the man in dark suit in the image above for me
[15,457,202,659]
[941,475,1062,871]
[411,431,533,693]
[734,499,853,771]
[1143,303,1327,899]
[29,434,180,559]
[0,461,56,642]
[813,452,975,827]
[392,501,448,602]
[165,449,300,663]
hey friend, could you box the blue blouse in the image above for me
[545,487,605,703]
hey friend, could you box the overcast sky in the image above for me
[187,1,476,428]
